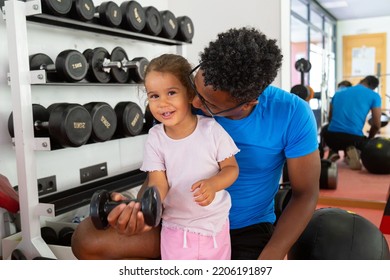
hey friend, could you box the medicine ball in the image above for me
[361,137,390,174]
[288,207,390,260]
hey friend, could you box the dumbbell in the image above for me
[90,186,162,229]
[8,103,93,148]
[83,47,148,83]
[29,50,88,83]
[175,16,195,42]
[58,227,75,246]
[68,0,95,22]
[120,0,146,32]
[114,101,144,137]
[83,47,121,83]
[41,0,72,17]
[110,46,149,83]
[159,10,178,39]
[142,6,163,36]
[83,102,118,142]
[319,159,338,190]
[94,1,122,27]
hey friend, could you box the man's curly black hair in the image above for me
[200,27,283,103]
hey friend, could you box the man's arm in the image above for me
[259,150,320,260]
[368,107,382,138]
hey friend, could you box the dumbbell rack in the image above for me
[2,0,187,259]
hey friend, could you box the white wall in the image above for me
[167,0,289,88]
[337,16,390,109]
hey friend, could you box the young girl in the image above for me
[141,54,239,260]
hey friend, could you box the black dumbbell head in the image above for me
[84,102,118,142]
[143,6,163,36]
[141,186,162,227]
[120,1,146,32]
[8,104,50,138]
[175,16,194,42]
[295,58,312,73]
[159,10,178,39]
[110,47,130,83]
[70,0,95,21]
[114,101,144,137]
[84,47,111,83]
[96,1,122,27]
[128,57,149,83]
[47,103,92,147]
[41,0,72,16]
[55,49,89,82]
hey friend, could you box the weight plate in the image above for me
[48,103,92,147]
[88,47,111,83]
[97,1,122,27]
[110,47,130,83]
[120,1,146,32]
[290,84,309,100]
[295,58,312,73]
[84,102,118,142]
[42,0,72,16]
[90,189,111,229]
[115,101,144,137]
[175,16,194,42]
[159,10,178,39]
[143,6,163,36]
[72,0,95,21]
[128,57,149,82]
[56,49,88,82]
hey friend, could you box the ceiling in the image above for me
[316,0,390,20]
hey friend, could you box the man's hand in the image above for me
[106,192,152,236]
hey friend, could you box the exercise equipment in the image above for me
[319,159,338,189]
[83,47,148,83]
[41,0,72,16]
[282,158,338,190]
[368,112,389,128]
[94,1,122,27]
[288,207,390,260]
[142,103,160,133]
[291,58,313,101]
[29,50,88,82]
[361,137,390,174]
[83,102,117,142]
[8,103,93,148]
[90,186,162,229]
[41,226,58,245]
[175,16,194,42]
[114,101,144,137]
[58,227,75,246]
[159,10,178,39]
[120,0,146,32]
[110,46,149,83]
[143,6,163,36]
[68,0,95,22]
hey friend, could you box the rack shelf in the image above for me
[27,13,189,46]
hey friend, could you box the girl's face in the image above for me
[145,71,193,129]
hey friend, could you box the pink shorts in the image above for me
[160,220,231,260]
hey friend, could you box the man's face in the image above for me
[191,69,248,119]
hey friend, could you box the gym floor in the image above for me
[318,148,390,246]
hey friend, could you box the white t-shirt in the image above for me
[141,115,239,235]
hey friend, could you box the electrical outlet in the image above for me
[37,175,57,196]
[80,162,108,184]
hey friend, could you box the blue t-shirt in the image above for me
[213,85,318,229]
[329,84,382,136]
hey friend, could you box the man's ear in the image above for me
[242,100,259,110]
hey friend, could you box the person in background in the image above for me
[337,80,352,90]
[71,27,320,260]
[324,79,353,161]
[141,53,239,259]
[322,75,381,169]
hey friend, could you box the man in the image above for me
[322,75,382,170]
[71,27,320,260]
